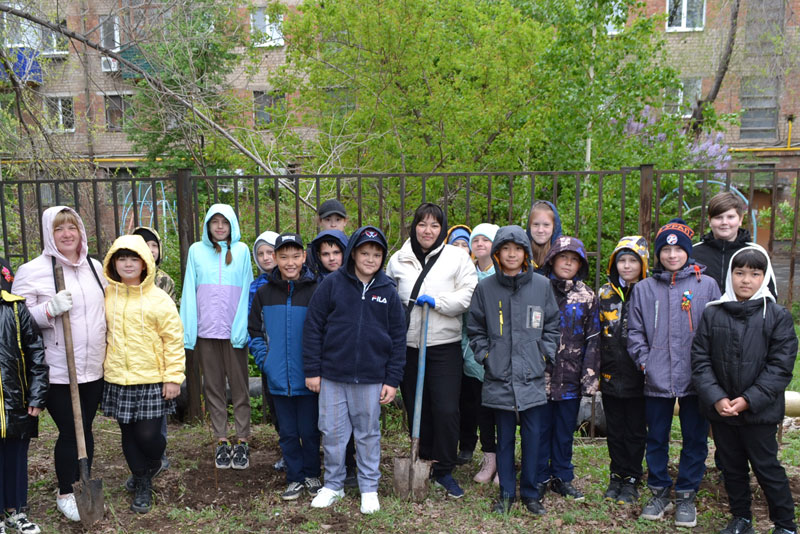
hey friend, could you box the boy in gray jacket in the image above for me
[468,225,560,515]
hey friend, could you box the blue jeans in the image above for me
[0,437,30,511]
[272,394,321,484]
[644,395,708,491]
[537,398,580,484]
[495,404,544,500]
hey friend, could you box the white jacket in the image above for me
[386,239,477,348]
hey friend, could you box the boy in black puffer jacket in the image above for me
[692,245,798,534]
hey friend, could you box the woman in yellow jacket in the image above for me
[101,234,185,514]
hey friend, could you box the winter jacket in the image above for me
[303,226,406,387]
[386,239,477,348]
[525,200,563,274]
[468,225,561,411]
[0,257,13,292]
[132,226,177,305]
[248,266,318,396]
[12,206,108,385]
[248,230,279,311]
[628,262,721,398]
[180,204,253,350]
[102,235,185,386]
[542,236,601,400]
[307,230,348,281]
[692,228,752,292]
[598,236,649,398]
[0,290,48,439]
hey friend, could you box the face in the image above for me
[552,251,581,280]
[320,214,347,231]
[318,242,343,272]
[53,220,81,258]
[658,245,689,272]
[616,254,642,284]
[451,239,470,252]
[471,235,492,260]
[415,214,442,251]
[497,242,525,275]
[529,210,554,246]
[353,243,383,280]
[208,214,231,242]
[256,243,276,271]
[145,240,160,263]
[731,265,764,301]
[709,208,744,242]
[275,246,306,281]
[115,254,144,286]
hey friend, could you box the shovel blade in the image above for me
[73,477,104,528]
[393,457,431,501]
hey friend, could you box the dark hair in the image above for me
[318,238,344,253]
[411,202,445,229]
[708,191,746,218]
[730,249,768,272]
[108,248,147,283]
[208,217,233,265]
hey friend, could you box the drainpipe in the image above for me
[730,115,798,153]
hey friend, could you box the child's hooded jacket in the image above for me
[248,230,279,311]
[132,226,176,305]
[541,236,601,400]
[180,204,253,350]
[102,235,186,386]
[598,236,649,398]
[467,225,561,412]
[302,226,406,387]
[525,200,563,274]
[691,245,797,425]
[307,229,348,281]
[0,290,48,439]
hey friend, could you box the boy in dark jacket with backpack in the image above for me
[692,245,798,534]
[468,225,561,515]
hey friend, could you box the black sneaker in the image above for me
[521,497,546,515]
[456,449,474,465]
[770,528,797,534]
[604,473,623,501]
[344,467,358,488]
[616,477,640,504]
[434,473,465,499]
[641,486,673,520]
[304,477,322,497]
[675,490,697,527]
[720,517,755,534]
[124,474,136,493]
[281,481,305,501]
[130,475,153,514]
[550,478,584,501]
[492,497,514,514]
[215,441,232,469]
[231,442,249,470]
[536,481,549,500]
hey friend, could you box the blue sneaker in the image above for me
[434,473,465,499]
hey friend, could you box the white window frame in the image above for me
[665,77,702,118]
[251,8,284,47]
[1,4,40,48]
[43,96,75,133]
[40,21,69,57]
[253,90,285,126]
[104,94,130,132]
[666,0,705,32]
[99,15,121,51]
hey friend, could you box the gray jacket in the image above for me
[467,225,561,412]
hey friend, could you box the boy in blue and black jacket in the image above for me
[248,233,321,502]
[302,226,406,514]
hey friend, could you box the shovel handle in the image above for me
[411,303,430,441]
[54,265,89,461]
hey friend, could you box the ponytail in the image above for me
[225,237,232,265]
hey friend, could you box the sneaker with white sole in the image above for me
[360,492,380,514]
[215,441,233,469]
[56,494,80,522]
[310,487,344,508]
[231,442,249,470]
[281,481,305,501]
[304,477,323,497]
[674,490,697,528]
[4,512,40,534]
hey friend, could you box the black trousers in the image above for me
[712,422,796,531]
[602,393,646,479]
[46,379,104,495]
[120,418,166,476]
[458,373,496,454]
[401,342,461,477]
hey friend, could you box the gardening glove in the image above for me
[47,290,73,317]
[415,295,435,308]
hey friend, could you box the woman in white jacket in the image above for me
[12,206,107,522]
[386,202,477,499]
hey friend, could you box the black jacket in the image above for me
[691,299,798,425]
[0,290,49,439]
[692,228,752,292]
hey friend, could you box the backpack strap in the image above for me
[52,255,104,295]
[404,249,443,330]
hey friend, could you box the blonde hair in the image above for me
[52,209,81,231]
[528,202,555,268]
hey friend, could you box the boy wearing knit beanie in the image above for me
[627,218,720,528]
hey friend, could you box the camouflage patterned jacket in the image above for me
[155,269,177,306]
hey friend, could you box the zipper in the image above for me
[0,367,5,437]
[13,302,28,405]
[286,281,293,396]
[75,265,91,382]
[123,285,130,384]
[354,282,367,383]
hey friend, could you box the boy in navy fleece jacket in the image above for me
[302,226,406,514]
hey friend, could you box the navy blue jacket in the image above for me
[302,226,406,387]
[248,266,318,396]
[307,230,348,281]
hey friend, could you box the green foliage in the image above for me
[758,199,798,241]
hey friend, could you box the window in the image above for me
[253,91,285,126]
[667,0,705,31]
[325,88,356,115]
[665,77,702,118]
[44,96,75,131]
[251,8,284,47]
[0,5,38,47]
[105,95,130,131]
[40,20,69,55]
[740,77,779,140]
[99,15,120,51]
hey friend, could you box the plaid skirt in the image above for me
[102,381,176,424]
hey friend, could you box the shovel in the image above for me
[393,303,433,501]
[54,265,104,527]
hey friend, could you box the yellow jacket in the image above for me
[102,235,185,386]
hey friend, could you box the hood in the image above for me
[41,205,90,267]
[102,234,156,290]
[308,229,349,276]
[252,230,280,274]
[132,226,163,266]
[201,204,241,247]
[344,225,390,274]
[490,225,533,283]
[709,244,776,308]
[542,235,589,281]
[525,200,563,245]
[607,235,649,294]
[446,225,472,247]
[699,227,752,249]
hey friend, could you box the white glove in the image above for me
[47,290,73,318]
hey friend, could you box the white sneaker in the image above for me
[56,494,81,522]
[360,492,380,514]
[4,512,41,534]
[310,487,344,508]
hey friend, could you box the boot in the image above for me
[640,486,673,521]
[473,452,497,484]
[131,474,153,514]
[604,473,624,501]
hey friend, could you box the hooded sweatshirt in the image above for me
[12,206,107,385]
[102,235,185,386]
[691,244,797,425]
[307,229,349,281]
[598,236,649,398]
[692,228,753,292]
[525,200,563,274]
[180,204,253,350]
[132,226,176,305]
[467,225,561,411]
[302,226,407,387]
[248,230,279,311]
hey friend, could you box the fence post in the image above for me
[639,164,654,242]
[176,169,202,423]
